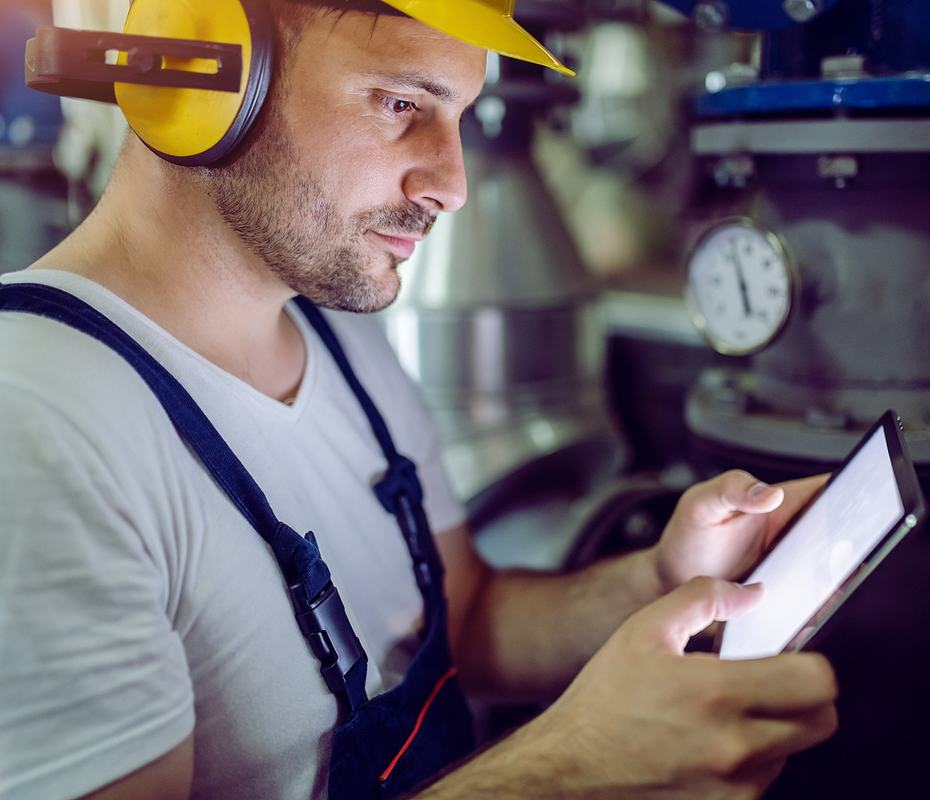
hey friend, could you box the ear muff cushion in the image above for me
[115,0,273,166]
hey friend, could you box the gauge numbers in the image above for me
[687,220,794,356]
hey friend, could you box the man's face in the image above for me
[204,11,486,312]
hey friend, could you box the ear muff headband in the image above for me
[116,0,273,166]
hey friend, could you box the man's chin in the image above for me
[339,271,401,314]
[281,251,403,313]
[368,275,402,313]
[364,256,403,309]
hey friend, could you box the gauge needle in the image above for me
[731,244,753,318]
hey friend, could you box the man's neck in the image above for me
[30,139,307,403]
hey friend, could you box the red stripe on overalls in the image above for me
[379,666,459,782]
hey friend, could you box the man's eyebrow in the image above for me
[361,71,461,103]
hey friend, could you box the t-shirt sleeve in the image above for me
[0,384,194,800]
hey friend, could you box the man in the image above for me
[0,2,837,798]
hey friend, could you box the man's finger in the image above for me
[689,470,785,527]
[728,759,786,798]
[627,577,764,654]
[718,653,839,714]
[740,702,839,766]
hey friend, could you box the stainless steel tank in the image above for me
[381,143,623,507]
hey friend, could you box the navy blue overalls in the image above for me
[0,283,475,799]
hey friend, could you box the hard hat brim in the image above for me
[378,0,575,76]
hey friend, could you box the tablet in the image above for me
[717,410,925,660]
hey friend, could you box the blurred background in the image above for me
[4,0,930,795]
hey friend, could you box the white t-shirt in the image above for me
[0,269,465,800]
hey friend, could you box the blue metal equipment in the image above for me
[687,0,930,117]
[662,0,844,30]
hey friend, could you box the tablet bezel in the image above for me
[714,409,925,659]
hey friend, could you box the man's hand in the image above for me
[441,470,829,703]
[652,470,829,591]
[515,577,838,800]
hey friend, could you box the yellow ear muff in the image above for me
[115,0,273,166]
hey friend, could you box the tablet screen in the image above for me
[719,427,905,660]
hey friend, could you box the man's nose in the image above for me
[402,122,468,213]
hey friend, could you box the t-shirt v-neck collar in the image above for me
[0,268,321,418]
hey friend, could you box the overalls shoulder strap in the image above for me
[0,283,369,710]
[293,298,445,600]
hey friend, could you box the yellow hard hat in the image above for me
[25,0,574,167]
[379,0,575,76]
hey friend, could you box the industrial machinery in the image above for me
[655,1,930,795]
[663,0,930,476]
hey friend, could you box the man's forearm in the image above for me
[410,714,570,800]
[457,546,663,698]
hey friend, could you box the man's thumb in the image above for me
[627,577,764,654]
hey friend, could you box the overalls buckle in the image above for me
[289,580,367,697]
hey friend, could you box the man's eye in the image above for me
[383,96,417,116]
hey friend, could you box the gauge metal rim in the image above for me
[684,216,796,357]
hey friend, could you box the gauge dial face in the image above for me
[687,220,794,356]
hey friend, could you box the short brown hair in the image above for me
[273,0,407,58]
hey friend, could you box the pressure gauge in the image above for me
[686,219,794,356]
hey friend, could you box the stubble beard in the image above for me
[200,106,434,313]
